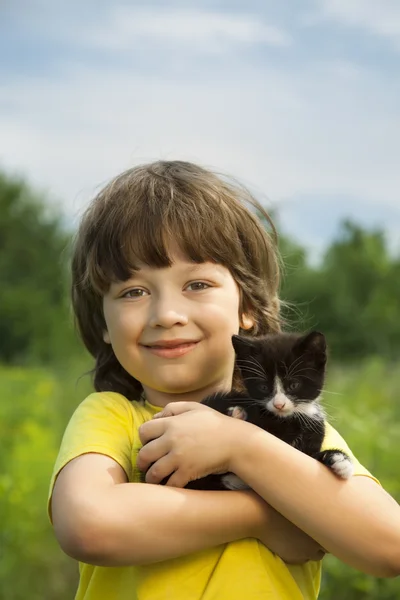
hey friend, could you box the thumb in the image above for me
[153,401,204,419]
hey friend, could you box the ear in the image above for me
[103,330,111,344]
[295,331,327,364]
[240,314,254,330]
[231,334,257,354]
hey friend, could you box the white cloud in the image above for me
[16,6,291,53]
[81,8,292,51]
[1,3,399,256]
[312,0,400,47]
[1,60,399,225]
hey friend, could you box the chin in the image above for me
[161,376,218,395]
[159,383,199,395]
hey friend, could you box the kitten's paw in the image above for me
[221,473,249,490]
[227,406,247,420]
[329,453,354,479]
[317,450,354,479]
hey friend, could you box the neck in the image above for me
[142,376,233,408]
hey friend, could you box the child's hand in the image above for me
[137,402,246,488]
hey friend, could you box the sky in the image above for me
[1,0,399,261]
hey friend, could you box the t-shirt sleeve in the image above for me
[322,422,381,486]
[47,392,134,523]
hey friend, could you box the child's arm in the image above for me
[51,453,324,566]
[230,424,400,578]
[138,402,400,578]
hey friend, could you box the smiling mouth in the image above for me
[143,341,199,358]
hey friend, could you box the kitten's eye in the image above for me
[258,383,269,393]
[287,380,300,392]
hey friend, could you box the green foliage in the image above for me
[1,361,399,599]
[0,171,80,364]
[318,359,400,599]
[0,364,91,599]
[279,220,400,361]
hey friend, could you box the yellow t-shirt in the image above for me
[48,392,380,600]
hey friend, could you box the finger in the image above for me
[139,417,170,445]
[152,401,203,419]
[145,455,177,485]
[165,468,192,489]
[137,437,169,472]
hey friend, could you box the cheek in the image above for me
[204,293,241,331]
[203,306,240,363]
[104,304,141,340]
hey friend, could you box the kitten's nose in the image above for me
[273,399,286,410]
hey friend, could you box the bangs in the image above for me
[86,178,250,294]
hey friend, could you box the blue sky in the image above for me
[1,0,399,261]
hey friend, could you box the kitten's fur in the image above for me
[185,331,353,491]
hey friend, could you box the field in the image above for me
[1,360,399,600]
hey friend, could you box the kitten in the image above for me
[185,330,353,491]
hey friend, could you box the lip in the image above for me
[142,339,199,348]
[142,341,199,359]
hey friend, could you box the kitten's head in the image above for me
[232,331,327,418]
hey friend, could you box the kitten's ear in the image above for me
[295,331,327,365]
[231,334,257,354]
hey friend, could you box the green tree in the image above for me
[313,221,394,359]
[279,219,400,361]
[0,171,79,364]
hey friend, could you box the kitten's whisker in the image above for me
[295,412,308,430]
[251,357,268,377]
[300,374,321,384]
[259,405,272,419]
[235,361,265,373]
[296,412,322,436]
[235,359,266,378]
[236,356,263,366]
[320,406,335,417]
[280,360,289,379]
[288,368,319,382]
[289,354,303,370]
[235,358,261,368]
[243,376,267,383]
[238,368,266,379]
[289,364,319,376]
[234,366,266,379]
[322,411,337,423]
[287,356,304,378]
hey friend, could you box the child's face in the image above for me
[102,248,253,406]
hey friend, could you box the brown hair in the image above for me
[71,160,282,400]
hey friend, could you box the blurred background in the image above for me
[1,1,399,598]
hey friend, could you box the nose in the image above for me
[148,291,189,329]
[273,396,287,410]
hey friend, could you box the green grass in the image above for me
[0,360,399,599]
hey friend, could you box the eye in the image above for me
[121,288,147,298]
[258,382,269,393]
[287,380,301,392]
[186,281,211,291]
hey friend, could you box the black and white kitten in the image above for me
[185,330,353,491]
